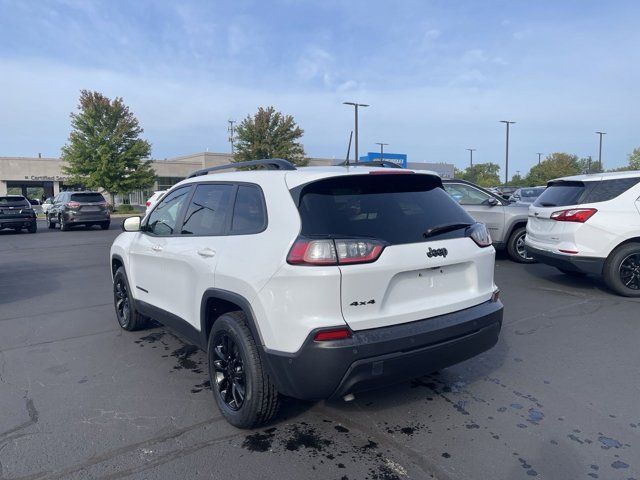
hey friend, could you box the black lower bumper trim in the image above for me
[526,245,604,275]
[263,299,503,400]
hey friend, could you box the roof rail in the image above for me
[187,158,296,178]
[338,159,402,169]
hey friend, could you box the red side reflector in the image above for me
[314,328,352,341]
[559,249,579,254]
[368,170,414,175]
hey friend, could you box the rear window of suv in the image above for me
[293,174,475,245]
[70,193,105,203]
[0,196,29,207]
[534,177,640,207]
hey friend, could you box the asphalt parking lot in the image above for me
[1,221,639,480]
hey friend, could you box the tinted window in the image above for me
[443,183,492,205]
[534,181,586,207]
[231,185,267,234]
[181,184,233,236]
[0,196,29,207]
[70,192,105,203]
[587,178,640,202]
[294,174,475,245]
[147,186,191,235]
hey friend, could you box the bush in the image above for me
[116,204,135,214]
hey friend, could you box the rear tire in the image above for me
[59,215,70,231]
[100,222,110,230]
[27,222,37,234]
[603,243,640,297]
[208,311,279,428]
[113,267,147,330]
[48,217,55,229]
[507,227,536,264]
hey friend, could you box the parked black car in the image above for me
[47,191,110,231]
[0,195,37,233]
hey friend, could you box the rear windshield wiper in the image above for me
[423,222,473,239]
[538,202,557,207]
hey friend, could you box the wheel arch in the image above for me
[111,254,125,280]
[605,236,640,261]
[505,220,528,242]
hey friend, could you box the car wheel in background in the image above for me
[100,222,110,230]
[603,243,640,297]
[113,267,148,330]
[59,215,70,231]
[27,222,37,234]
[208,311,280,429]
[507,227,536,264]
[48,218,56,229]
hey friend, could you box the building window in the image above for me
[157,177,185,190]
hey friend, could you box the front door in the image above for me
[444,183,506,242]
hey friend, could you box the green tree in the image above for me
[61,90,155,204]
[234,106,307,166]
[577,156,603,174]
[525,152,581,185]
[508,173,527,187]
[456,162,501,187]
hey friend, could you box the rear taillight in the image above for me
[66,201,81,209]
[146,201,151,207]
[287,237,386,266]
[467,223,492,248]
[550,208,597,223]
[314,328,352,341]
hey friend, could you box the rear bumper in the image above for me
[63,212,110,224]
[0,217,36,229]
[263,299,503,400]
[526,245,604,275]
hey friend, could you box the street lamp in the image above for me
[375,142,388,162]
[595,131,606,170]
[343,102,369,163]
[536,152,543,165]
[466,148,476,167]
[500,120,516,185]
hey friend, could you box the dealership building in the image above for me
[0,152,454,204]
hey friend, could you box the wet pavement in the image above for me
[1,221,639,479]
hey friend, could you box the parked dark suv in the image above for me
[47,191,110,231]
[0,195,37,233]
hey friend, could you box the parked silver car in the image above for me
[443,179,533,263]
[509,187,546,206]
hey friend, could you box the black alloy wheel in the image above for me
[619,253,640,290]
[114,275,131,328]
[212,333,246,411]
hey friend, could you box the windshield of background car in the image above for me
[520,187,545,198]
[293,174,475,245]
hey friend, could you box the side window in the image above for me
[585,178,640,203]
[181,184,234,236]
[444,184,491,205]
[231,185,267,234]
[146,186,191,236]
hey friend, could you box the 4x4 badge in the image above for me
[350,299,375,307]
[427,247,448,258]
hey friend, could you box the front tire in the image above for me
[48,216,55,229]
[59,215,70,231]
[113,267,147,330]
[603,243,640,297]
[208,311,279,429]
[27,222,37,234]
[507,227,536,264]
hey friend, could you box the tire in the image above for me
[603,243,640,297]
[27,222,37,234]
[208,311,279,428]
[48,217,56,229]
[506,227,536,264]
[556,267,587,277]
[100,222,110,230]
[59,215,70,231]
[113,267,147,330]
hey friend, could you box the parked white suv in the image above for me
[110,159,503,428]
[526,171,640,296]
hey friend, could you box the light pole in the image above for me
[596,131,606,171]
[466,148,476,167]
[536,152,543,165]
[375,142,388,162]
[343,102,369,163]
[500,120,515,185]
[227,119,236,154]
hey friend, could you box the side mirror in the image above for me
[122,216,141,232]
[487,197,499,207]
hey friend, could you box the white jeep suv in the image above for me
[110,159,503,428]
[526,171,640,296]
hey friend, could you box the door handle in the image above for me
[151,245,163,252]
[197,248,216,258]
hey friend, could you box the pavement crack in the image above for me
[0,394,38,442]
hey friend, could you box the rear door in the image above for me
[296,173,497,331]
[443,182,506,242]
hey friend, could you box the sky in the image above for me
[1,0,639,177]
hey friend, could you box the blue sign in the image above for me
[359,152,407,168]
